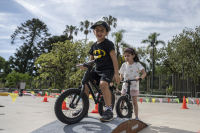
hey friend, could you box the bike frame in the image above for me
[71,61,104,107]
[120,78,142,107]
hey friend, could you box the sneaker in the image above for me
[72,109,88,117]
[135,117,140,120]
[99,109,114,122]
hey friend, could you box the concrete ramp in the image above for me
[31,116,147,133]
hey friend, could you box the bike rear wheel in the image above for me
[98,90,115,116]
[54,88,89,125]
[115,96,132,118]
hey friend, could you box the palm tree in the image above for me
[112,30,130,61]
[63,25,79,42]
[102,15,117,38]
[141,32,165,82]
[141,32,165,53]
[80,20,93,44]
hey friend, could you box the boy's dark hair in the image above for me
[123,48,140,62]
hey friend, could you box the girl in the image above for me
[119,48,146,120]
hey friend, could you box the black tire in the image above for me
[98,90,115,116]
[115,96,132,118]
[54,88,89,125]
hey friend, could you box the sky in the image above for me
[0,0,200,61]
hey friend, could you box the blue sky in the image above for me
[0,0,200,61]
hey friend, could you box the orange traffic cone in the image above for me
[181,96,188,109]
[42,96,49,102]
[45,93,47,96]
[62,101,69,110]
[196,99,199,106]
[91,103,99,113]
[139,98,143,104]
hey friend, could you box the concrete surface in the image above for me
[0,95,200,133]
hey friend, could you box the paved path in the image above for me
[0,95,199,133]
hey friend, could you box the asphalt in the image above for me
[0,94,200,133]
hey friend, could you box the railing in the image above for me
[172,91,192,104]
[196,92,200,98]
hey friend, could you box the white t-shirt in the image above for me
[20,82,26,89]
[119,62,144,90]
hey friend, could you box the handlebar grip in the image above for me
[76,60,95,67]
[76,64,83,67]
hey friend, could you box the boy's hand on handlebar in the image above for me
[76,63,87,70]
[114,74,120,84]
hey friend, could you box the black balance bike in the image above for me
[115,78,142,118]
[54,60,115,124]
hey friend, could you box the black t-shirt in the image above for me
[89,39,115,71]
[109,86,116,92]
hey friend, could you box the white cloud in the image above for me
[0,36,10,39]
[0,0,200,60]
[0,50,16,53]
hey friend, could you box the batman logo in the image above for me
[93,49,106,59]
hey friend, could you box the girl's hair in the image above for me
[123,48,140,62]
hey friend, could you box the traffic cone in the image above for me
[180,96,188,109]
[196,99,199,106]
[91,103,99,113]
[139,98,143,104]
[42,96,49,102]
[62,101,69,110]
[45,93,47,96]
[37,93,41,96]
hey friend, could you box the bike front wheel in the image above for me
[115,96,132,118]
[54,88,89,125]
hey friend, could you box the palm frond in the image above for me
[141,39,151,44]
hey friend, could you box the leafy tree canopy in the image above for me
[167,26,200,83]
[35,40,93,90]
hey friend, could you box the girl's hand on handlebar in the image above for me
[76,63,87,70]
[135,77,141,81]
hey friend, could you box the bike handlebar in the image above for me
[76,60,96,67]
[118,78,142,84]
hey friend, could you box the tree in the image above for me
[102,15,117,38]
[35,40,93,90]
[3,70,31,88]
[167,26,200,83]
[112,30,130,61]
[141,32,165,52]
[63,25,79,42]
[80,20,93,44]
[42,35,69,53]
[141,32,165,75]
[10,18,51,76]
[0,56,5,73]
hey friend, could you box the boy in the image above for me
[74,21,120,122]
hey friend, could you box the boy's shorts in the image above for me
[90,69,114,86]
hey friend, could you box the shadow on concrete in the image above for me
[139,124,196,133]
